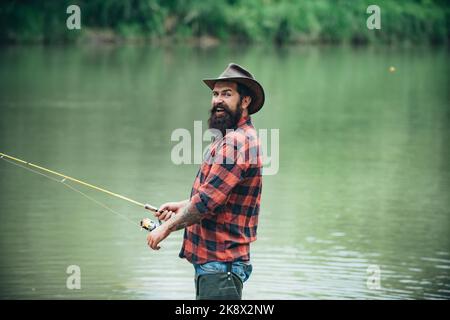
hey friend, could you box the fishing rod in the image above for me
[0,152,160,232]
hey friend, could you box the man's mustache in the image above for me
[211,103,233,115]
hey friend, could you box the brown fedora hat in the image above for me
[203,63,265,114]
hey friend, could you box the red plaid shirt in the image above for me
[179,116,262,264]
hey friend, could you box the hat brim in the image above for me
[203,77,265,114]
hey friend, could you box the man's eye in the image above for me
[213,92,218,97]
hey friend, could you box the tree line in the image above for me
[0,0,448,45]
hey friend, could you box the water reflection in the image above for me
[0,45,448,299]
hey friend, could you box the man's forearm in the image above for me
[165,202,202,232]
[178,199,190,207]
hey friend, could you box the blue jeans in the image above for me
[193,261,253,283]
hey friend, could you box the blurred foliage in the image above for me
[0,0,448,44]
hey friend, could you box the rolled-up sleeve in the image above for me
[190,134,248,214]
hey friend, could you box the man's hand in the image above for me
[147,224,171,250]
[155,200,188,221]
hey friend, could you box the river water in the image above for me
[0,44,448,299]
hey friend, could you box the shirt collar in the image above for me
[210,115,251,144]
[237,115,251,127]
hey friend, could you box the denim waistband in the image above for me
[193,261,253,283]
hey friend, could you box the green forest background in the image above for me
[0,0,448,45]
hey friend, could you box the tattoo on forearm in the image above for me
[167,205,202,232]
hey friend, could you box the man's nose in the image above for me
[213,97,223,106]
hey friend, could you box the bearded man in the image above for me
[146,63,265,300]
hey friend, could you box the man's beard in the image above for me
[208,101,243,137]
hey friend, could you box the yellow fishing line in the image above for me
[0,152,158,212]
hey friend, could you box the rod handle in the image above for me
[144,203,159,212]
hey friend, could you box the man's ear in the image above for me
[242,96,252,110]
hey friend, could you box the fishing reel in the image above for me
[141,204,162,232]
[140,217,161,232]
